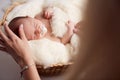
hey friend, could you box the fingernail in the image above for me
[20,24,23,28]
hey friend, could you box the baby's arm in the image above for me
[61,21,75,44]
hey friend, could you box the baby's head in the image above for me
[8,16,47,40]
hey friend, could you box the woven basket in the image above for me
[0,1,25,26]
[0,1,72,76]
[37,63,72,76]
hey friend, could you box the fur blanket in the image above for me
[5,0,86,67]
[28,38,71,68]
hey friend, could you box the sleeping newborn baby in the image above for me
[8,16,74,44]
[8,16,75,68]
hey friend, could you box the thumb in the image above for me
[19,24,27,41]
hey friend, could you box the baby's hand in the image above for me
[73,21,82,34]
[66,20,75,32]
[43,7,54,19]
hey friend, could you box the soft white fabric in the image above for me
[28,38,71,68]
[50,7,69,37]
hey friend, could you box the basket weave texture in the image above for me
[37,63,72,76]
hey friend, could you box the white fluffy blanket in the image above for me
[5,0,86,68]
[28,38,71,68]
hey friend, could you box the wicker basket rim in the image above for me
[36,62,73,68]
[0,1,24,26]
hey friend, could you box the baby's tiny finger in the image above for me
[44,12,47,17]
[73,28,78,33]
[46,12,49,19]
[68,20,70,23]
[45,11,47,15]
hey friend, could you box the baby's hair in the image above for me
[8,16,29,37]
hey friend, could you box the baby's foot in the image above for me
[44,7,54,19]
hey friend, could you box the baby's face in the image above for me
[20,17,47,40]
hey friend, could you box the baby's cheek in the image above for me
[24,33,34,40]
[26,35,32,40]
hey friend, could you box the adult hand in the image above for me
[0,23,41,80]
[0,23,33,67]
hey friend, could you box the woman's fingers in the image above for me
[0,39,5,46]
[0,36,8,52]
[19,24,27,41]
[0,47,7,52]
[4,23,18,41]
[0,28,10,44]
